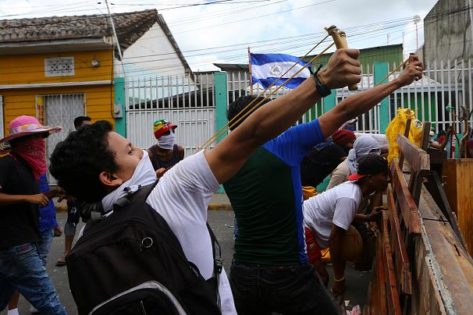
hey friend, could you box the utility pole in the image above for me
[414,15,421,51]
[469,0,473,51]
[104,0,126,77]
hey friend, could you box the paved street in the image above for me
[1,209,237,315]
[1,206,370,314]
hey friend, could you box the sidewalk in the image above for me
[208,193,233,211]
[55,193,233,212]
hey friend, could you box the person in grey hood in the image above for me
[327,135,381,189]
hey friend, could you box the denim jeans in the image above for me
[0,242,67,315]
[37,229,54,266]
[230,262,339,315]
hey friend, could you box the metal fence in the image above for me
[125,60,473,153]
[126,73,215,156]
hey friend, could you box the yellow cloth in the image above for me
[302,186,317,200]
[386,108,423,164]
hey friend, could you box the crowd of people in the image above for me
[0,49,424,314]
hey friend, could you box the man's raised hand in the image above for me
[397,54,424,86]
[318,48,361,90]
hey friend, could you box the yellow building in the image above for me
[0,9,192,161]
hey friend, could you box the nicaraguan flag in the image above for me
[250,53,311,89]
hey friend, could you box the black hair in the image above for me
[49,120,118,202]
[73,116,92,130]
[227,95,269,130]
[357,154,389,176]
[354,154,389,189]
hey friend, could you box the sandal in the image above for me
[55,257,66,267]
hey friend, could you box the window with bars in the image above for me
[44,57,75,77]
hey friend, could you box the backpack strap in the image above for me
[84,180,159,233]
[206,223,223,308]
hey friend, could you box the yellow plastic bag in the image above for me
[385,108,423,164]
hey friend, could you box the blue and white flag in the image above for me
[250,53,311,89]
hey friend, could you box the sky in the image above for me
[0,0,439,71]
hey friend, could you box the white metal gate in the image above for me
[126,60,473,155]
[126,74,215,156]
[37,93,85,183]
[227,60,473,134]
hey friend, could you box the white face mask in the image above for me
[101,150,157,213]
[158,133,175,150]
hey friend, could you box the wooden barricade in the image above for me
[442,159,473,254]
[367,131,473,315]
[365,156,421,315]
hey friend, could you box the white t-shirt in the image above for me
[303,181,362,248]
[146,151,237,315]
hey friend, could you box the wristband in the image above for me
[334,276,345,282]
[313,65,332,97]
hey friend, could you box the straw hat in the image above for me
[0,115,61,144]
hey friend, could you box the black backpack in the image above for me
[66,182,223,315]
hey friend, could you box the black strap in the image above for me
[313,64,332,97]
[206,223,222,308]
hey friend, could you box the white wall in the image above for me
[424,0,473,64]
[115,23,188,78]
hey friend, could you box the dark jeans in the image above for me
[0,242,67,314]
[230,262,339,315]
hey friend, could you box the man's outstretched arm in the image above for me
[206,48,362,183]
[318,55,424,138]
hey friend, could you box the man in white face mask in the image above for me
[148,119,185,177]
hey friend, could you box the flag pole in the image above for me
[248,47,253,96]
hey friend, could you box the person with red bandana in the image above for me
[0,115,67,314]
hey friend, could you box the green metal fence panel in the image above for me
[374,62,390,133]
[214,72,228,143]
[114,77,126,137]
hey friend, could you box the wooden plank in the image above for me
[418,188,473,314]
[387,188,412,295]
[382,211,403,315]
[376,227,388,315]
[443,159,473,254]
[397,134,430,173]
[390,161,422,235]
[420,122,432,151]
[398,118,412,170]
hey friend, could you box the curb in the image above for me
[56,203,233,212]
[208,203,233,211]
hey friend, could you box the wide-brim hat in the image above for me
[153,119,177,139]
[0,115,62,144]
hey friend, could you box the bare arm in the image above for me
[329,224,346,296]
[0,192,49,207]
[329,225,346,279]
[318,55,424,138]
[206,49,362,183]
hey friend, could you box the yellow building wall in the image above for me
[0,50,113,85]
[0,49,115,134]
[1,85,114,134]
